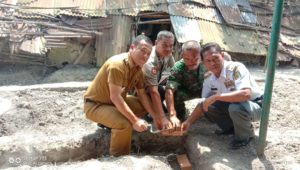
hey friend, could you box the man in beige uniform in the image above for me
[84,35,163,156]
[143,31,175,128]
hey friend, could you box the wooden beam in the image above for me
[138,11,168,16]
[45,35,92,38]
[139,15,170,19]
[135,19,171,25]
[73,40,92,64]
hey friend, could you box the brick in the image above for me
[176,154,192,170]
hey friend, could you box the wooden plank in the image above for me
[73,40,92,64]
[136,19,171,25]
[176,154,192,170]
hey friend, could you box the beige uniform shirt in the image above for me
[84,53,144,104]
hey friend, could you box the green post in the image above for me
[256,0,284,155]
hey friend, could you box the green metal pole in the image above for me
[256,0,284,155]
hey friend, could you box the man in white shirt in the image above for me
[181,42,263,149]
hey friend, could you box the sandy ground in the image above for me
[0,63,299,169]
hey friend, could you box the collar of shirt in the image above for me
[153,46,171,63]
[126,53,140,69]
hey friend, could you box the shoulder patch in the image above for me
[204,71,212,79]
[233,66,241,80]
[225,64,235,71]
[151,67,158,75]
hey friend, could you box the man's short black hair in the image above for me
[200,42,222,60]
[156,30,174,41]
[182,40,201,53]
[132,35,153,46]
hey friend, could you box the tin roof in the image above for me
[11,0,106,17]
[170,16,201,42]
[170,16,266,55]
[197,19,265,55]
[0,23,10,37]
[168,0,214,6]
[214,0,256,25]
[168,3,222,23]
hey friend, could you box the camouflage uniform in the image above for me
[166,59,206,121]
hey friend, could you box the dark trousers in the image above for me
[174,89,201,121]
[157,85,168,113]
[205,101,261,140]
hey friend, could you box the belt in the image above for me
[252,95,263,107]
[253,95,263,102]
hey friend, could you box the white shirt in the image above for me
[202,61,262,100]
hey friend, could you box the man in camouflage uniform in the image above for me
[165,40,206,126]
[143,30,175,129]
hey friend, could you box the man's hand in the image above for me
[161,116,172,129]
[153,116,172,130]
[181,120,191,133]
[203,93,220,112]
[169,115,181,127]
[133,119,148,132]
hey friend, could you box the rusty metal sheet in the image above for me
[168,0,214,6]
[193,6,222,23]
[214,0,243,24]
[138,0,168,12]
[215,0,256,25]
[170,16,201,43]
[0,23,10,37]
[168,3,195,18]
[106,0,169,16]
[74,18,113,30]
[15,0,106,17]
[170,16,265,55]
[237,0,256,24]
[139,0,167,6]
[240,11,256,24]
[106,0,137,16]
[168,3,222,23]
[197,19,266,55]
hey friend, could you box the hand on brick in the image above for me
[133,119,148,132]
[170,115,181,128]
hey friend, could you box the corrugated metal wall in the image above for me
[95,15,133,66]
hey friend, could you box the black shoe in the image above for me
[97,123,111,130]
[215,127,234,135]
[230,137,252,150]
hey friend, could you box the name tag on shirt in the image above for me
[224,79,236,91]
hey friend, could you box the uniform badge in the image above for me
[151,67,157,75]
[234,70,241,80]
[224,79,235,89]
